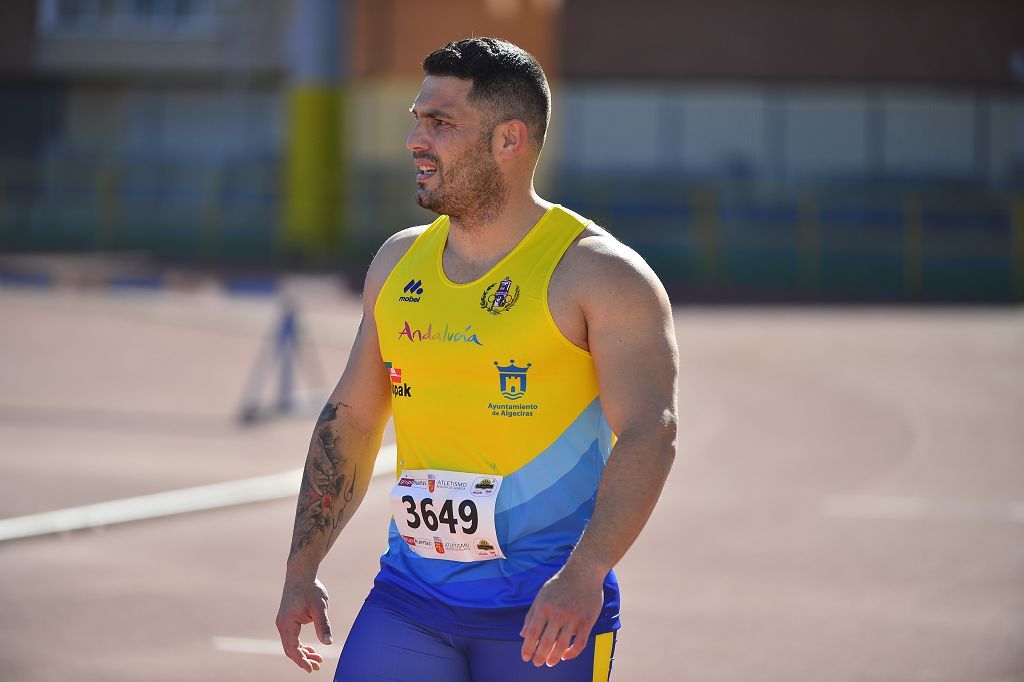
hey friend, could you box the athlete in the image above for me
[276,37,678,681]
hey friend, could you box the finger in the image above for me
[532,622,561,667]
[519,602,537,639]
[294,645,318,673]
[311,598,333,646]
[314,578,330,603]
[277,619,310,670]
[562,626,591,661]
[295,651,314,673]
[546,626,574,667]
[519,612,544,662]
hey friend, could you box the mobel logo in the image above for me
[399,278,424,303]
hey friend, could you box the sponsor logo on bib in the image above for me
[472,477,497,496]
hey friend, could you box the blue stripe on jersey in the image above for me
[371,398,620,639]
[499,436,606,546]
[495,397,611,513]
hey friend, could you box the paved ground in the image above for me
[0,286,1022,682]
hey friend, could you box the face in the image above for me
[406,75,508,222]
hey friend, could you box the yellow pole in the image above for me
[283,86,342,260]
[282,0,345,264]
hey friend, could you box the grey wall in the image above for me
[559,85,1023,184]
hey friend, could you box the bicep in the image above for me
[321,240,405,433]
[323,226,425,432]
[584,255,678,439]
[325,310,391,434]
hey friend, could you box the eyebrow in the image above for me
[409,105,455,121]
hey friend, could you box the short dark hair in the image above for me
[423,37,551,149]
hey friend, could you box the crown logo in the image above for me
[494,360,532,400]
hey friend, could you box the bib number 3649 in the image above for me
[401,496,478,534]
[389,469,505,563]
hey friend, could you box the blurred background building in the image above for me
[1,0,1022,301]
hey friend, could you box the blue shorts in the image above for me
[336,600,616,682]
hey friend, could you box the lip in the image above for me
[414,156,437,183]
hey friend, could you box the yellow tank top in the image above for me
[370,204,620,639]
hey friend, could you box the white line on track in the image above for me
[212,636,340,658]
[823,494,1024,523]
[0,444,396,542]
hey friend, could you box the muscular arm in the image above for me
[561,241,678,582]
[287,341,386,566]
[521,235,679,666]
[276,228,423,673]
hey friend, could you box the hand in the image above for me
[519,567,604,667]
[276,577,333,673]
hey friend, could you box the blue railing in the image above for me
[1,159,1021,301]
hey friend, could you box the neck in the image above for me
[446,186,552,269]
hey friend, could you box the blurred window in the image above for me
[39,0,219,35]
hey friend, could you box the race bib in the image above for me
[389,469,505,562]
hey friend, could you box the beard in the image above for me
[415,133,509,225]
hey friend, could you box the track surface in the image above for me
[1,288,1022,682]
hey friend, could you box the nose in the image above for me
[406,120,429,153]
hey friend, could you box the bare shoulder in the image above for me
[548,223,672,352]
[557,224,670,314]
[363,224,431,306]
[372,224,430,274]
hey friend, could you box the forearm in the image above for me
[562,423,676,582]
[284,400,385,584]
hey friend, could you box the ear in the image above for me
[494,119,530,160]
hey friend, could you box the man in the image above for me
[276,37,678,681]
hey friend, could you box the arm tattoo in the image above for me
[289,401,357,558]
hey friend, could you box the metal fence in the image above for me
[556,174,1024,302]
[0,156,280,264]
[1,157,1021,302]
